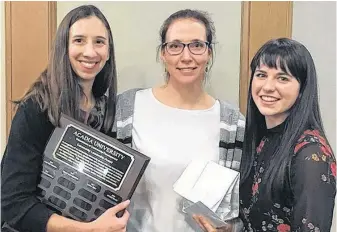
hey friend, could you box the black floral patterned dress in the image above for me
[240,122,336,232]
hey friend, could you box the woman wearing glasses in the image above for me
[111,9,244,232]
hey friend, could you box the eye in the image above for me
[278,76,289,82]
[73,38,83,44]
[96,39,106,45]
[191,42,205,48]
[255,72,266,78]
[168,43,180,49]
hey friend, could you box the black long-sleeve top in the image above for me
[1,98,106,232]
[240,122,336,232]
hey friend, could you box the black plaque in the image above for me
[37,114,150,222]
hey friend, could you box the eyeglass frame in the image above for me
[161,41,210,56]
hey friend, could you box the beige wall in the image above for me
[0,1,6,156]
[57,1,242,106]
[292,2,336,231]
[292,1,336,154]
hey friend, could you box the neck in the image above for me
[80,80,95,112]
[156,78,213,110]
[265,113,289,129]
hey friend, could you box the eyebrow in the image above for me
[96,36,107,40]
[255,69,290,76]
[71,35,107,40]
[168,39,203,43]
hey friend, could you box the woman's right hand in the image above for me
[193,214,232,232]
[88,200,130,232]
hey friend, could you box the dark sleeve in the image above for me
[290,142,336,232]
[1,100,55,232]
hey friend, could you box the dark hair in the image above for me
[240,38,331,199]
[156,9,216,73]
[17,5,117,134]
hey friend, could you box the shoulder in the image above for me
[291,129,336,185]
[217,99,239,112]
[116,88,145,102]
[8,97,53,146]
[217,99,245,127]
[114,88,146,128]
[13,98,45,122]
[294,129,333,157]
[292,129,335,177]
[116,88,143,112]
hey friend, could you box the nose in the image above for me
[180,45,193,62]
[262,77,276,92]
[83,42,97,57]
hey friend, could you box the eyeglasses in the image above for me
[162,41,210,55]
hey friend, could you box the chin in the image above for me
[256,107,277,117]
[177,76,203,85]
[78,73,97,81]
[180,78,199,85]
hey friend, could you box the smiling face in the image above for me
[160,18,211,86]
[68,16,109,83]
[252,63,300,127]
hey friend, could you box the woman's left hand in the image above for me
[192,215,232,232]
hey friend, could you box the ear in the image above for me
[160,48,166,63]
[207,48,212,62]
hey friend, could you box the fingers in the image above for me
[119,210,130,223]
[217,224,232,232]
[192,215,207,232]
[115,210,129,231]
[109,200,130,214]
[197,215,216,232]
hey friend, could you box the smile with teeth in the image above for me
[260,95,279,102]
[79,61,98,69]
[177,67,197,70]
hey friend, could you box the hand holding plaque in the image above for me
[37,114,150,221]
[173,159,240,230]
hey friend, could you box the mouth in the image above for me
[177,67,197,72]
[79,61,99,69]
[260,95,280,102]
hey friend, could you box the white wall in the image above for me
[57,1,242,106]
[0,1,6,155]
[292,2,336,231]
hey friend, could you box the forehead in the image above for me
[256,55,293,73]
[257,64,281,71]
[257,66,299,83]
[165,18,207,42]
[257,64,285,74]
[69,16,108,38]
